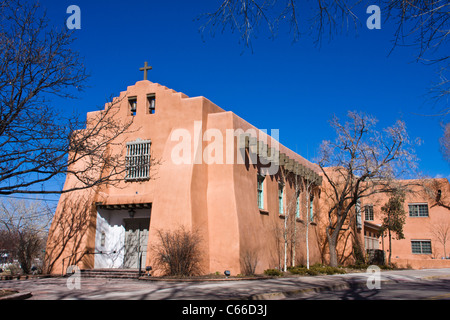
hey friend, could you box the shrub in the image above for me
[289,264,346,276]
[153,226,203,277]
[264,268,283,276]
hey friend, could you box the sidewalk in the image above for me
[0,268,449,300]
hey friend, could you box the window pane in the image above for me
[419,204,429,217]
[421,241,432,254]
[411,241,421,253]
[409,205,418,217]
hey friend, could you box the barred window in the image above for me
[365,205,374,221]
[125,139,151,180]
[409,204,429,217]
[411,240,432,254]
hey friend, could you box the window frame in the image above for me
[125,138,152,181]
[408,203,429,217]
[257,174,265,210]
[364,204,374,221]
[278,182,284,215]
[411,240,432,254]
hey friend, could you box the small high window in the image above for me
[364,205,374,221]
[147,94,156,114]
[129,97,137,116]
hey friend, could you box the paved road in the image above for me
[1,268,450,300]
[285,278,450,300]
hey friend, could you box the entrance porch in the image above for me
[94,203,151,270]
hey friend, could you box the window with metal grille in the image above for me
[125,139,151,180]
[365,205,374,221]
[411,240,432,254]
[408,203,429,217]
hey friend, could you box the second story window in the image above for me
[364,205,374,221]
[125,138,151,181]
[409,203,429,217]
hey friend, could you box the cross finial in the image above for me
[139,61,152,80]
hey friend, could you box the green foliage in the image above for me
[288,263,346,276]
[380,190,407,240]
[263,268,283,276]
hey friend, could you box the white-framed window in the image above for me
[125,138,151,180]
[408,203,429,217]
[278,182,284,215]
[309,195,314,222]
[365,205,374,221]
[257,174,265,210]
[411,240,432,254]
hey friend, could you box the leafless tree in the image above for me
[316,111,418,267]
[200,1,448,60]
[429,220,450,259]
[0,199,52,273]
[439,123,450,163]
[0,0,135,195]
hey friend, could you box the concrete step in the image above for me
[80,269,142,279]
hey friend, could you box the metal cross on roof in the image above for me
[139,61,152,80]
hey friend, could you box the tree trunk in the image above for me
[388,228,392,267]
[328,233,338,267]
[306,192,310,269]
[329,242,338,267]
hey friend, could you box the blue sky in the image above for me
[39,0,449,190]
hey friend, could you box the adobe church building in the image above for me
[45,69,450,275]
[45,75,325,276]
